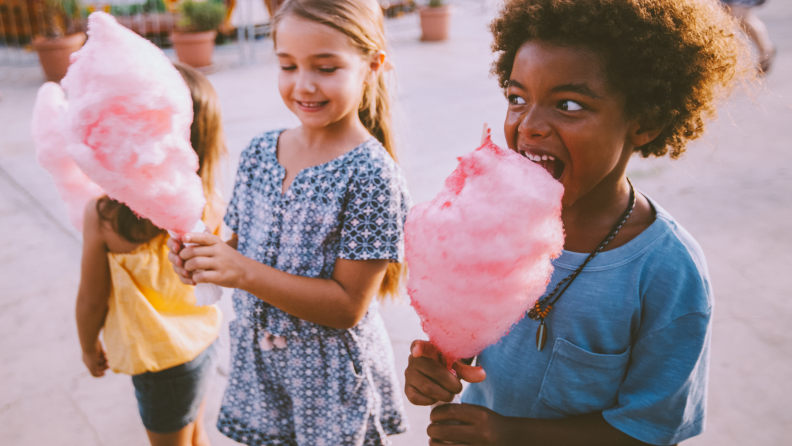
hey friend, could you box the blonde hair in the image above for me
[272,0,403,300]
[173,62,228,207]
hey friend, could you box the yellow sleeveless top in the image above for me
[103,232,222,375]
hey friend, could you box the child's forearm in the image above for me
[75,293,108,353]
[237,257,382,330]
[178,232,388,329]
[499,413,653,446]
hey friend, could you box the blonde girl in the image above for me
[76,62,227,446]
[168,0,410,445]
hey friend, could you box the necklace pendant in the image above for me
[536,319,548,351]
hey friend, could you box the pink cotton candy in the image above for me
[59,11,204,235]
[405,134,565,364]
[32,82,104,230]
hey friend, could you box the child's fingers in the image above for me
[430,403,479,424]
[405,355,462,402]
[187,244,221,259]
[166,237,182,254]
[452,361,486,384]
[192,270,220,285]
[427,424,479,445]
[168,250,184,268]
[411,339,439,360]
[184,256,214,273]
[170,261,196,285]
[404,383,438,406]
[178,275,196,286]
[183,232,220,246]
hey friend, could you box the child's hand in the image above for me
[404,340,486,405]
[166,236,195,285]
[179,232,250,289]
[428,403,515,446]
[82,339,109,377]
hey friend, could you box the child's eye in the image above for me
[318,67,338,73]
[280,65,297,71]
[558,100,583,111]
[508,95,526,106]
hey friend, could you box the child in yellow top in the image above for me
[75,62,227,446]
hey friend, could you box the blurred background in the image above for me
[0,0,790,444]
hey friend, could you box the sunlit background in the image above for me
[0,0,790,444]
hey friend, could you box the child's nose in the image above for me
[295,72,317,94]
[518,106,552,139]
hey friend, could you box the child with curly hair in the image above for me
[403,0,752,445]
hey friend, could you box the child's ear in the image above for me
[369,51,388,75]
[627,117,664,149]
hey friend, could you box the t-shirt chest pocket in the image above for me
[538,338,631,416]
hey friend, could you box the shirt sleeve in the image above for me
[338,163,410,262]
[602,311,712,445]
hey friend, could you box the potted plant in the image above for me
[32,0,87,82]
[419,0,453,42]
[172,0,226,69]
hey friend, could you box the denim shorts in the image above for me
[131,340,217,433]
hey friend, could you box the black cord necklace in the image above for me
[528,178,636,351]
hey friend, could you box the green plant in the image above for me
[110,0,167,16]
[178,0,227,33]
[428,0,444,7]
[40,0,85,38]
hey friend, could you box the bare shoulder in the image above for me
[82,198,104,242]
[86,198,140,254]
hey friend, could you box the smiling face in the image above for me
[504,41,639,208]
[275,15,376,130]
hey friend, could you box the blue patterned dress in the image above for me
[217,129,411,446]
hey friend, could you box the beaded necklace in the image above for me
[527,178,636,351]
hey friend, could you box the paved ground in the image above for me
[1,2,791,445]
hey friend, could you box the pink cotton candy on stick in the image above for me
[405,129,565,366]
[35,12,220,304]
[32,82,104,230]
[60,11,204,236]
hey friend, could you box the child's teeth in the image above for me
[541,155,548,161]
[548,155,555,161]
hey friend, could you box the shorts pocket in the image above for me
[538,338,631,416]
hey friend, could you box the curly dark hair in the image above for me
[490,0,751,158]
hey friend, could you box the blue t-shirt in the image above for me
[462,197,712,445]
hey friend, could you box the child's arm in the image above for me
[170,232,389,330]
[428,405,653,446]
[406,340,653,446]
[75,200,111,377]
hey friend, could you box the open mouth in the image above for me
[520,151,565,181]
[296,100,329,111]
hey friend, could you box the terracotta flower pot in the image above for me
[172,30,217,68]
[33,33,87,83]
[419,5,453,42]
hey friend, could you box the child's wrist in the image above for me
[235,254,254,292]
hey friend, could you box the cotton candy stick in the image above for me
[405,126,565,367]
[44,12,220,305]
[31,82,105,231]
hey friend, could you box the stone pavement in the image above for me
[1,2,791,445]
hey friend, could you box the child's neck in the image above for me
[297,114,370,154]
[278,114,371,194]
[561,175,655,254]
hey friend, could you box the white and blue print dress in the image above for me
[217,129,411,446]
